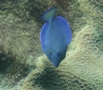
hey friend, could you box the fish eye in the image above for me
[57,52,61,57]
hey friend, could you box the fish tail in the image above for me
[41,7,57,24]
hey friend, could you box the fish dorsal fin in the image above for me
[41,7,57,24]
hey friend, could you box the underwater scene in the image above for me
[0,0,103,90]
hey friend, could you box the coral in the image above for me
[0,0,103,90]
[12,25,103,90]
[78,0,103,52]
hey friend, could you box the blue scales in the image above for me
[40,7,72,67]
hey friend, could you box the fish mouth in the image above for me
[53,63,59,67]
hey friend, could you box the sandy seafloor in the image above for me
[0,0,103,90]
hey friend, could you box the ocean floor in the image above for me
[0,0,103,90]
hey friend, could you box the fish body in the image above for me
[40,7,72,67]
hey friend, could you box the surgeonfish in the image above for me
[40,7,72,67]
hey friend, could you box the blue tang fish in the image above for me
[40,7,72,67]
